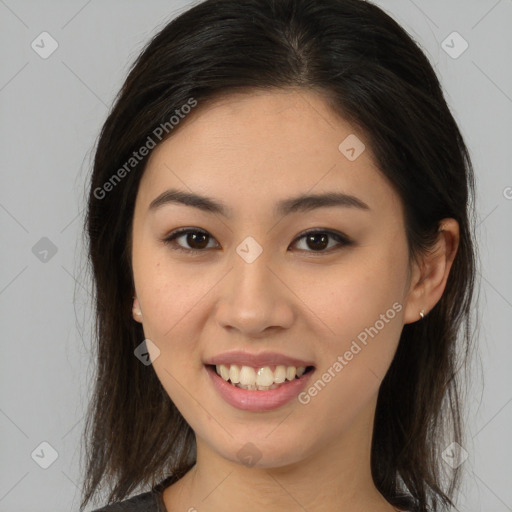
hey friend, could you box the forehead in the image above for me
[137,89,403,222]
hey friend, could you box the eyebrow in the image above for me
[148,188,370,217]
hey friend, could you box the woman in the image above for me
[80,0,477,511]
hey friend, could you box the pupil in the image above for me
[307,233,328,251]
[188,232,208,249]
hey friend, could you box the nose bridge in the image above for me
[234,244,273,300]
[215,236,293,334]
[231,239,278,309]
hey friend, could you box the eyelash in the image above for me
[162,227,352,255]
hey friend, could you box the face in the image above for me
[131,89,413,468]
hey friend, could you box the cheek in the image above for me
[292,256,406,440]
[301,252,406,334]
[133,241,209,341]
[133,254,211,407]
[297,244,408,385]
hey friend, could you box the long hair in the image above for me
[80,1,478,510]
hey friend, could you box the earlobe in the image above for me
[402,218,460,325]
[132,296,143,322]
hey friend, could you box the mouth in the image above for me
[207,363,315,391]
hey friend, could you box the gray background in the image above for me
[0,1,511,511]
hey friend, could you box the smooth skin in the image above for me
[130,88,459,512]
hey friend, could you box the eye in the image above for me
[162,228,352,254]
[163,228,219,253]
[291,229,352,253]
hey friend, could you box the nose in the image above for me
[214,246,295,337]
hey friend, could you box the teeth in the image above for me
[274,365,287,383]
[239,366,256,386]
[229,364,240,383]
[219,364,230,381]
[256,367,274,387]
[215,363,309,389]
[286,366,296,380]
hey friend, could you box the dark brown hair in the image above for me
[80,0,478,510]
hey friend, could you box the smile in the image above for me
[206,363,316,411]
[213,364,314,391]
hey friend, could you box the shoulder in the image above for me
[91,475,179,512]
[91,490,161,512]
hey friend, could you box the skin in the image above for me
[130,88,459,512]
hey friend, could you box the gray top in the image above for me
[92,491,163,512]
[92,477,174,512]
[92,476,417,511]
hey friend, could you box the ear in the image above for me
[403,218,460,324]
[132,296,143,323]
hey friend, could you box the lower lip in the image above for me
[205,365,314,411]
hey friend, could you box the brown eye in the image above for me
[182,231,209,250]
[303,232,329,251]
[163,228,219,252]
[291,230,352,253]
[163,228,351,255]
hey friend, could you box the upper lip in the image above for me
[204,351,314,368]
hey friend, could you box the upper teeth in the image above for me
[216,364,306,387]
